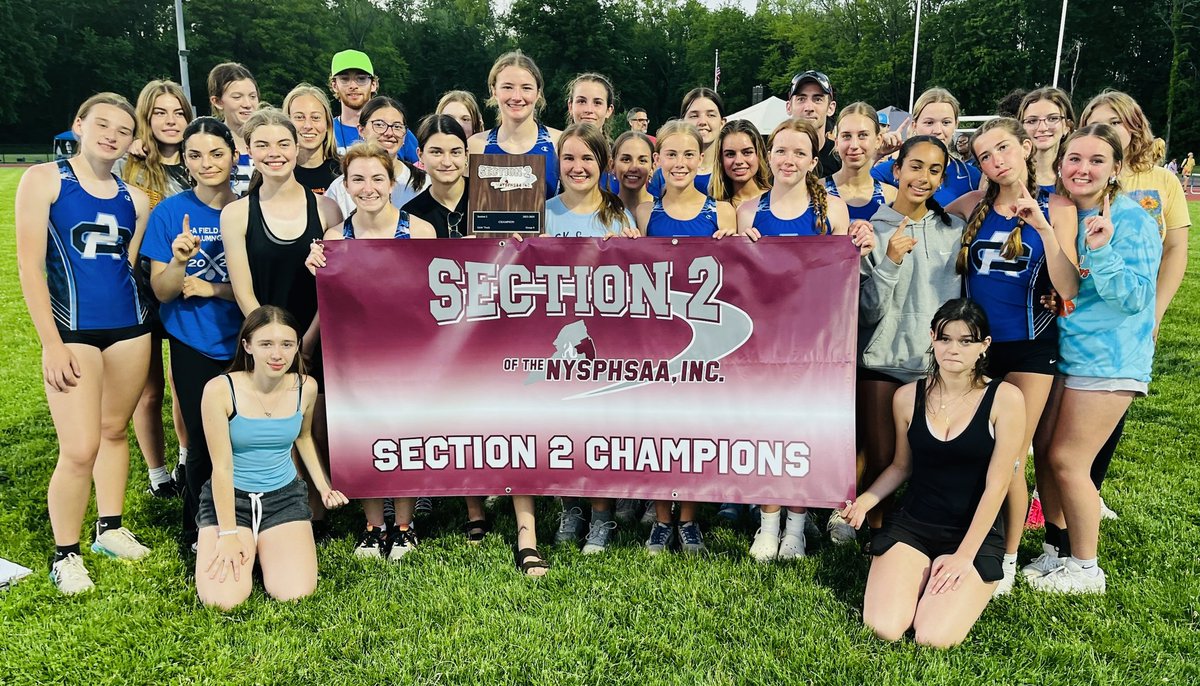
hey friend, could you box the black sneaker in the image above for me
[146,478,179,499]
[171,462,187,491]
[354,526,387,558]
[387,526,419,561]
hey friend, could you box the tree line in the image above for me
[1,0,1197,157]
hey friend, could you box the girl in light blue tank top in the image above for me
[195,305,347,609]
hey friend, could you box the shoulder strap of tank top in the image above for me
[486,127,499,145]
[304,187,320,229]
[872,179,885,202]
[296,373,304,411]
[913,377,927,418]
[58,158,78,182]
[396,210,410,238]
[224,373,238,418]
[342,213,356,239]
[702,196,717,213]
[823,177,839,196]
[536,123,551,143]
[247,186,262,226]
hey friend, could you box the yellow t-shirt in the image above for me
[1121,166,1190,239]
[1182,157,1195,175]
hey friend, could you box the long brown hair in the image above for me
[124,80,194,203]
[228,305,306,376]
[207,62,256,122]
[558,123,629,231]
[767,119,830,234]
[709,119,770,203]
[958,117,1036,274]
[925,298,991,393]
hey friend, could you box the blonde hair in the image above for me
[485,51,546,123]
[341,140,396,182]
[836,101,883,134]
[654,120,703,153]
[436,90,485,138]
[766,119,830,234]
[958,117,1036,274]
[124,80,194,203]
[913,87,961,122]
[284,83,338,165]
[1080,90,1156,173]
[1056,124,1124,206]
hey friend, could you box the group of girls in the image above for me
[15,50,1184,647]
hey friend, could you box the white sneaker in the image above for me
[1021,552,1065,579]
[826,511,857,545]
[993,560,1017,597]
[387,527,418,561]
[748,528,780,562]
[1098,497,1119,520]
[91,527,150,561]
[50,553,94,595]
[1028,558,1106,594]
[778,531,806,559]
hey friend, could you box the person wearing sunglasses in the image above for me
[402,115,470,239]
[325,97,429,217]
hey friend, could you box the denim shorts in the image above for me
[196,478,312,539]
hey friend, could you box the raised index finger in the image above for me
[1102,192,1110,217]
[182,213,191,235]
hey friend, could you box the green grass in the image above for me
[1,165,1198,684]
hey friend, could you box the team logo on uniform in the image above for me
[71,213,131,259]
[971,230,1032,276]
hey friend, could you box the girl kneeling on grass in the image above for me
[195,306,347,610]
[841,298,1025,648]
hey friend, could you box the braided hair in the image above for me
[767,119,830,234]
[957,117,1036,275]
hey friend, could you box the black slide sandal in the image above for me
[464,519,491,544]
[513,547,550,576]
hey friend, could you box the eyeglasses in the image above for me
[1022,114,1064,128]
[447,211,464,239]
[629,118,648,123]
[335,74,374,86]
[368,119,406,136]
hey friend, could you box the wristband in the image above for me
[217,529,239,538]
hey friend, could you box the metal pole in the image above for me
[714,49,720,92]
[175,0,192,106]
[908,0,922,113]
[1053,0,1069,88]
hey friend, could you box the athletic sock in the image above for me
[53,543,81,564]
[1058,528,1072,557]
[148,466,171,487]
[177,446,189,465]
[784,510,807,536]
[759,509,781,536]
[1002,553,1018,566]
[96,515,122,536]
[1044,522,1062,549]
[1070,556,1100,575]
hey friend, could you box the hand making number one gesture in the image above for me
[1084,192,1114,250]
[885,215,917,265]
[171,213,200,264]
[1012,183,1052,232]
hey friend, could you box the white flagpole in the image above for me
[908,0,922,114]
[174,0,192,105]
[1053,0,1069,88]
[714,49,720,91]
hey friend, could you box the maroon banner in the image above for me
[316,237,858,508]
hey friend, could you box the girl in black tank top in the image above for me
[245,186,324,334]
[839,298,1025,649]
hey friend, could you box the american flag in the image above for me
[714,49,721,91]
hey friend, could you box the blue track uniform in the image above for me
[46,159,146,331]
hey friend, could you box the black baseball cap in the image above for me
[788,71,834,99]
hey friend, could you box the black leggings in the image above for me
[1091,411,1127,490]
[168,338,231,536]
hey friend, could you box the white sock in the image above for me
[178,446,189,465]
[148,466,170,487]
[1042,542,1059,558]
[759,509,781,536]
[1070,556,1100,575]
[784,510,807,536]
[1002,553,1018,566]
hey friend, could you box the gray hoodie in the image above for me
[859,204,964,382]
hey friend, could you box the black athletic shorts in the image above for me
[196,478,312,536]
[58,324,152,351]
[870,509,1005,582]
[986,337,1059,377]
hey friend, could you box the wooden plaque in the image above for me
[467,154,546,236]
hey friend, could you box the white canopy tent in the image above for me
[726,96,790,135]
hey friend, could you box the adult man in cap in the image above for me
[785,70,840,176]
[329,49,419,162]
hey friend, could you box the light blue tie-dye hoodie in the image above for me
[1058,194,1162,382]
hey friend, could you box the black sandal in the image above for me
[463,519,491,544]
[513,547,550,576]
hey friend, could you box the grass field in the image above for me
[1,166,1198,685]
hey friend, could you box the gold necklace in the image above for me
[248,376,288,418]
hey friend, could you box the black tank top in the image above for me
[245,187,323,331]
[901,377,1002,529]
